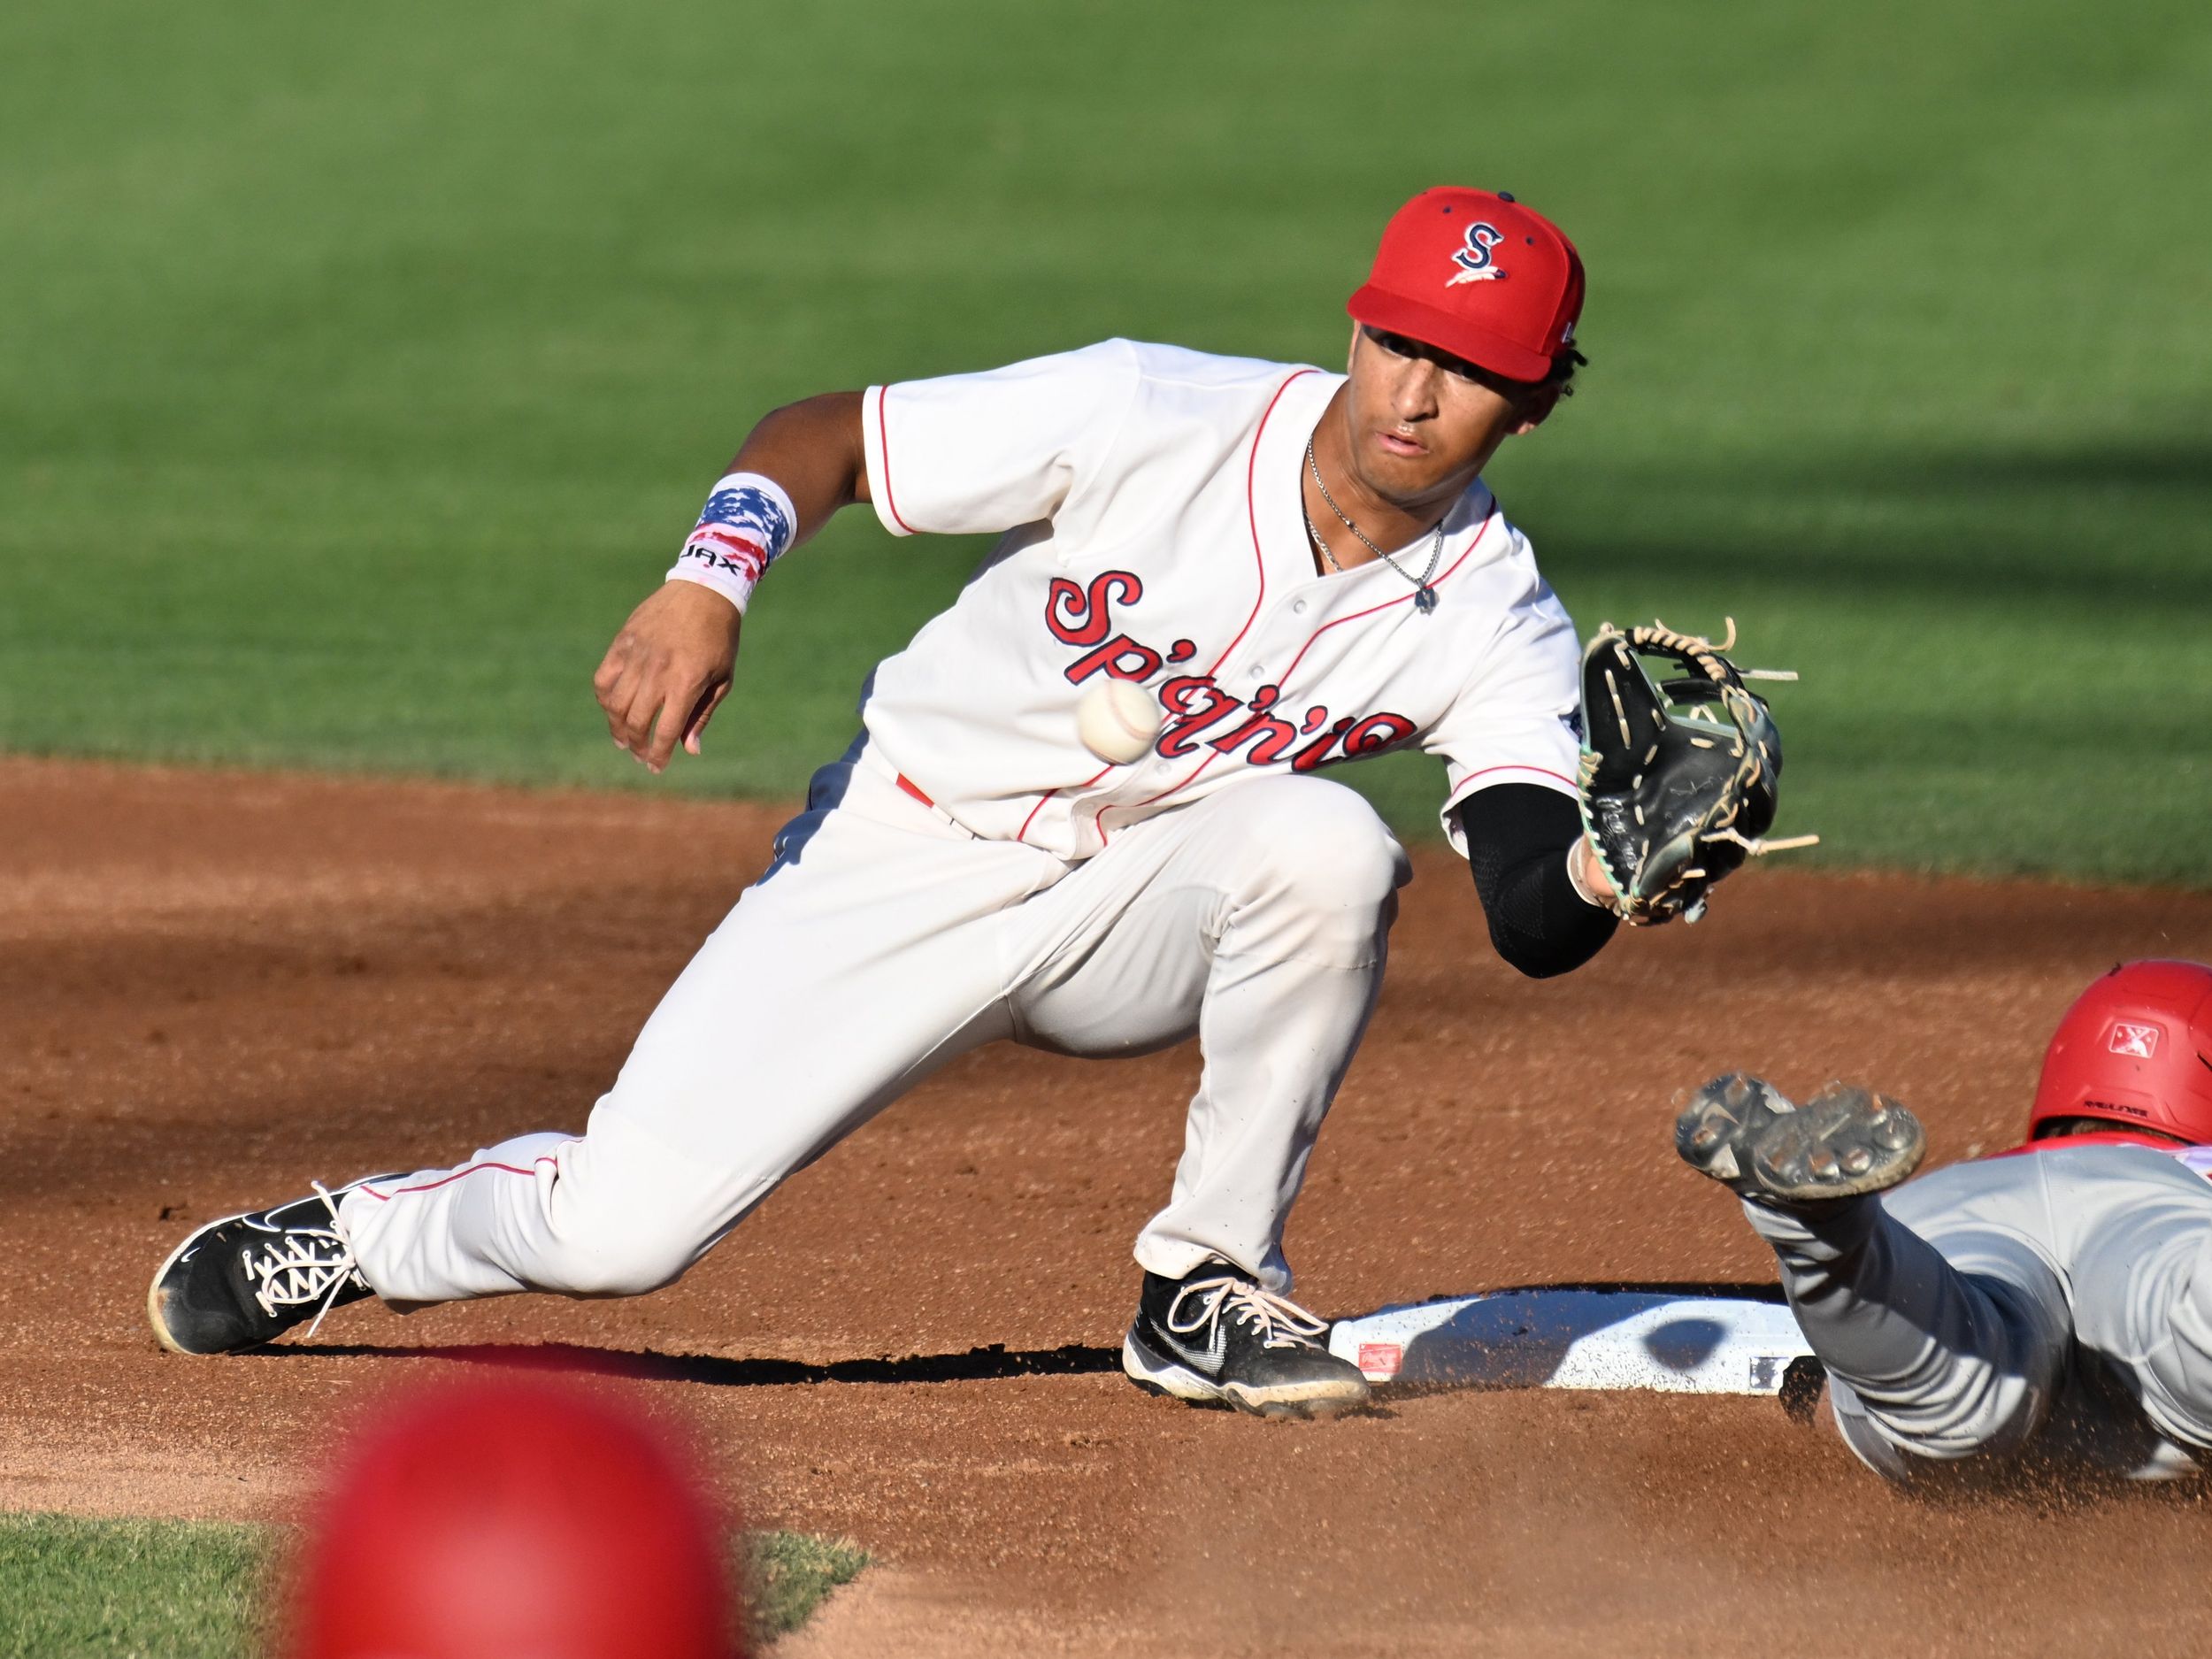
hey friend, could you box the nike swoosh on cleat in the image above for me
[1156,1322,1226,1377]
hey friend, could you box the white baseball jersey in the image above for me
[328,340,1582,1323]
[856,339,1581,861]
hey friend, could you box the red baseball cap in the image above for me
[1348,187,1585,383]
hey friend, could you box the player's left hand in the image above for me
[1575,618,1816,925]
[593,580,744,772]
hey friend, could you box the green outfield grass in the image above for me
[0,1515,263,1659]
[3,0,2207,882]
[0,1512,864,1655]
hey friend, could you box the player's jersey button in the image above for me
[1293,599,1308,614]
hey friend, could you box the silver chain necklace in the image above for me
[1304,439,1443,613]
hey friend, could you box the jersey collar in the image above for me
[1249,367,1499,601]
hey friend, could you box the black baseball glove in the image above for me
[1575,619,1816,926]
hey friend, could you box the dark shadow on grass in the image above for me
[1522,436,2212,609]
[1864,439,2212,495]
[1539,525,2212,610]
[1558,437,2212,501]
[277,1338,1121,1387]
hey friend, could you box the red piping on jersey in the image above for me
[1010,369,1320,849]
[1015,761,1116,846]
[1015,370,1312,846]
[1205,368,1313,675]
[1104,498,1502,828]
[1270,498,1497,687]
[357,1156,561,1202]
[1127,749,1226,819]
[1452,761,1576,792]
[896,772,934,807]
[874,385,916,534]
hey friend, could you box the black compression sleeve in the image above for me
[1457,782,1618,979]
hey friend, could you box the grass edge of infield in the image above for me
[0,1509,869,1655]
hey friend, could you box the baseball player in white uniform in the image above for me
[152,188,1657,1418]
[1678,960,2212,1482]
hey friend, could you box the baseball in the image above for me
[1076,679,1164,765]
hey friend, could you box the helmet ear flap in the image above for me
[2027,962,2212,1146]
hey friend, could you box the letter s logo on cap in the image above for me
[1446,222,1507,286]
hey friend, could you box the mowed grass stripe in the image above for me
[0,1512,864,1655]
[2,0,2207,883]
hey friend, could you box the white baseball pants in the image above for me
[340,742,1409,1305]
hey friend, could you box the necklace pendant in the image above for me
[1415,586,1437,615]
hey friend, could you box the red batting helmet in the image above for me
[2027,960,2212,1145]
[290,1376,737,1659]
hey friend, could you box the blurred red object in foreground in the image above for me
[288,1375,738,1659]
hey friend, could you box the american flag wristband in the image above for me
[665,472,799,615]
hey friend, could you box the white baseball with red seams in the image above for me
[334,338,1586,1310]
[1077,679,1164,765]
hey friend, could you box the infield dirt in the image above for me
[3,757,2207,1655]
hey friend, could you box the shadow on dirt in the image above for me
[277,1338,1122,1387]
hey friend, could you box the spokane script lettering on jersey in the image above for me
[1044,571,1415,770]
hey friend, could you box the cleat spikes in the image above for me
[1675,1077,1924,1208]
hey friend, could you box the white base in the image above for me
[1327,1286,1814,1396]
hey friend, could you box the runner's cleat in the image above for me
[1676,1074,1924,1206]
[148,1177,402,1356]
[1122,1259,1372,1419]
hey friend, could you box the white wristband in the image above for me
[666,472,800,616]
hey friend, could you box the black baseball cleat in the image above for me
[147,1177,402,1356]
[1676,1073,1925,1206]
[1121,1259,1372,1419]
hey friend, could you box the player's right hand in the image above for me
[592,580,744,773]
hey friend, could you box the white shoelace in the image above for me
[1168,1275,1330,1352]
[239,1181,364,1341]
